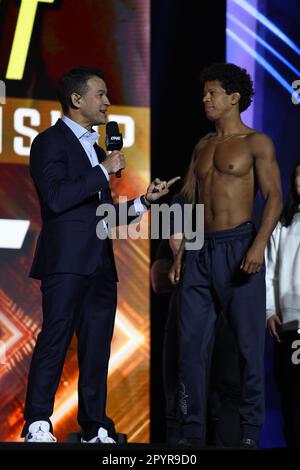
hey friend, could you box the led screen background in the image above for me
[227,0,300,447]
[0,0,150,442]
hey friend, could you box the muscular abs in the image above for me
[194,134,257,231]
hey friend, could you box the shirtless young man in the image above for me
[169,63,282,448]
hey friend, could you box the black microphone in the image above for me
[105,121,123,178]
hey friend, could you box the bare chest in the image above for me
[195,138,253,180]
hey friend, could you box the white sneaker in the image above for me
[25,421,57,443]
[81,427,116,444]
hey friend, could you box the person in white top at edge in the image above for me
[265,160,300,449]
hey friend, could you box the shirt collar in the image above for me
[62,115,99,142]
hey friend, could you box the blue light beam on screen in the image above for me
[227,13,300,77]
[233,0,300,56]
[227,29,300,101]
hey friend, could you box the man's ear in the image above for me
[231,92,241,106]
[70,92,82,109]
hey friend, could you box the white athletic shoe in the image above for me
[24,421,57,443]
[81,427,116,444]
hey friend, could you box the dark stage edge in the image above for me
[0,442,292,466]
[0,442,222,450]
[0,442,288,450]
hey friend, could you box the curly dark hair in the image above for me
[200,63,254,112]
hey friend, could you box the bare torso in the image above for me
[194,131,259,231]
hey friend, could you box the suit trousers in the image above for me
[21,243,117,440]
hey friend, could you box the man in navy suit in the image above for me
[22,67,179,443]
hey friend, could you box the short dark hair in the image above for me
[200,63,254,112]
[57,66,105,113]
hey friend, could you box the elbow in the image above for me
[47,195,67,215]
[274,188,283,206]
[48,203,64,215]
[46,185,73,214]
[268,190,283,215]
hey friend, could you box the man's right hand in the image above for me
[102,150,125,175]
[267,314,282,343]
[168,255,182,285]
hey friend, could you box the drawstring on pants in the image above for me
[208,238,215,251]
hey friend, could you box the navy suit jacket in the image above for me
[29,118,139,280]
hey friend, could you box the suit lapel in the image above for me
[94,143,107,164]
[54,118,92,169]
[54,119,112,201]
